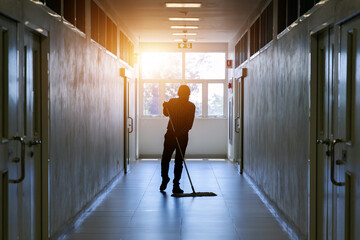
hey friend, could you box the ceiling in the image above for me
[103,0,263,43]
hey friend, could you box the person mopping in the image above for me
[160,85,195,194]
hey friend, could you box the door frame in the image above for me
[309,23,334,240]
[23,22,50,240]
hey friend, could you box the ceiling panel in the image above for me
[102,0,263,42]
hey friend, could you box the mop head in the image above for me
[171,192,217,197]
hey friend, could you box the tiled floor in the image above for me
[65,160,290,240]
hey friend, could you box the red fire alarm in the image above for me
[228,78,233,89]
[226,60,232,68]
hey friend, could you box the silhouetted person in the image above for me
[160,85,195,194]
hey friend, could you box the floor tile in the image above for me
[65,160,290,240]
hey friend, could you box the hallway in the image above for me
[65,160,290,240]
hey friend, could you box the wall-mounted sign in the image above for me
[178,42,192,49]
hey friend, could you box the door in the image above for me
[234,77,244,174]
[128,78,136,163]
[124,76,135,173]
[312,27,336,240]
[21,29,43,240]
[235,69,246,174]
[335,14,360,240]
[0,15,20,240]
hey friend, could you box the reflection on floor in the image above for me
[65,159,291,240]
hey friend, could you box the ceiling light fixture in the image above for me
[172,32,197,36]
[169,17,200,21]
[165,3,202,8]
[171,25,198,29]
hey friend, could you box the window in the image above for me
[91,0,118,54]
[300,0,319,16]
[188,83,202,116]
[106,17,117,55]
[91,1,99,42]
[141,52,226,118]
[63,0,85,32]
[76,0,86,32]
[287,0,298,26]
[143,83,159,116]
[250,18,260,56]
[141,53,182,79]
[235,32,248,68]
[260,2,273,48]
[98,8,106,47]
[278,0,286,34]
[165,83,181,101]
[46,0,61,14]
[120,31,134,66]
[185,52,225,79]
[278,0,318,35]
[208,83,224,116]
[64,0,75,25]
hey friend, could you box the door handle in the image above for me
[27,139,42,147]
[128,117,134,133]
[330,139,346,186]
[235,117,240,133]
[8,136,26,184]
[316,139,331,145]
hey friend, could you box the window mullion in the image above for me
[203,80,208,117]
[160,81,165,116]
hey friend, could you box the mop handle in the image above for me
[165,106,196,194]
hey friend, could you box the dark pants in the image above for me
[161,131,188,185]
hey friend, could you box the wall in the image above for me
[139,118,227,158]
[0,0,137,238]
[229,0,339,238]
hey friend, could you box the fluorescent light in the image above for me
[169,17,200,21]
[166,3,202,8]
[171,25,198,29]
[172,32,197,36]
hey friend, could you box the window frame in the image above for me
[140,51,227,119]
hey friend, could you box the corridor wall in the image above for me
[229,0,360,238]
[0,0,137,238]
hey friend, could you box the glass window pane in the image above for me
[188,83,202,116]
[208,83,224,116]
[142,52,182,79]
[143,83,159,116]
[165,83,181,101]
[185,53,225,79]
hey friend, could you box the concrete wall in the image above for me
[228,0,341,237]
[48,20,125,236]
[0,0,137,238]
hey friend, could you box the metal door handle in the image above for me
[128,117,134,133]
[316,139,331,145]
[330,139,346,186]
[27,139,42,147]
[8,136,26,184]
[235,117,240,133]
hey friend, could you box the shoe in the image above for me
[160,177,170,191]
[172,185,184,194]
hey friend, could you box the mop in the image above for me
[165,107,217,197]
